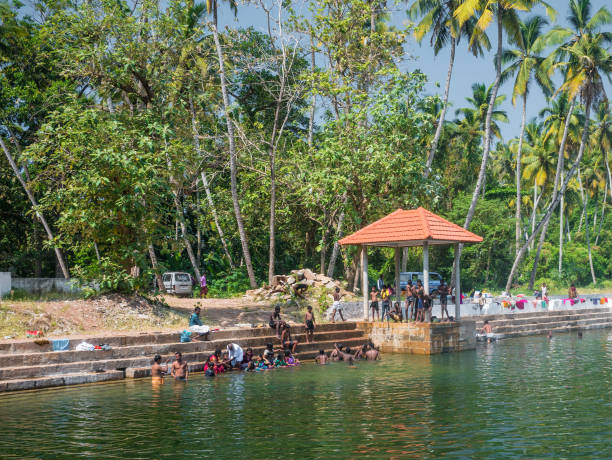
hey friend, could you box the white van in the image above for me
[162,272,193,296]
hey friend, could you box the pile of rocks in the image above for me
[244,268,351,302]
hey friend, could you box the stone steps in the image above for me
[475,312,612,331]
[470,307,611,323]
[0,370,125,393]
[0,322,366,391]
[471,308,612,339]
[0,329,362,368]
[0,322,357,355]
[0,337,366,381]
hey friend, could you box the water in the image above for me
[1,331,611,459]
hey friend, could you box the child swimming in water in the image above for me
[274,353,287,368]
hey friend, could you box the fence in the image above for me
[0,274,81,296]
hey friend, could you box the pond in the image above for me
[1,330,611,458]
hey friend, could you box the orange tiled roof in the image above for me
[338,207,483,246]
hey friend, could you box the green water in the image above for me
[1,331,611,459]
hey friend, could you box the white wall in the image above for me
[0,272,10,297]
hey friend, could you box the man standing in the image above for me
[170,352,188,380]
[369,286,380,322]
[377,275,384,292]
[330,287,345,322]
[200,271,208,298]
[226,343,244,369]
[439,280,449,321]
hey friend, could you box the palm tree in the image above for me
[505,0,612,291]
[409,0,488,176]
[206,0,257,288]
[591,101,612,201]
[521,121,557,242]
[539,93,580,272]
[501,15,553,255]
[525,0,611,287]
[454,0,555,235]
[455,82,509,139]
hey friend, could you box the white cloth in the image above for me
[189,325,209,334]
[332,301,342,310]
[75,341,95,351]
[227,344,243,362]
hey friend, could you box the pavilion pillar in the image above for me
[454,243,461,321]
[361,245,369,321]
[423,241,429,295]
[394,247,400,303]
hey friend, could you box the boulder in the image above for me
[325,281,337,290]
[303,269,316,280]
[286,276,296,285]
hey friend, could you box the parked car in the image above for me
[162,272,193,296]
[399,271,443,296]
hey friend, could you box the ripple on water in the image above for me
[0,330,611,458]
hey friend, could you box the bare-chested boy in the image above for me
[170,352,188,380]
[304,305,316,343]
[330,343,343,361]
[365,344,380,361]
[151,354,168,383]
[315,350,328,364]
[369,287,380,321]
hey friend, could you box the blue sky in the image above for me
[219,0,611,141]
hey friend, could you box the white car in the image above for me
[162,272,193,296]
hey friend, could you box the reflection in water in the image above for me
[0,330,611,458]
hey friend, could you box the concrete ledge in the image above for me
[358,321,475,355]
[0,370,124,392]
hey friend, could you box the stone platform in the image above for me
[357,321,476,354]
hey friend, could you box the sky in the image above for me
[219,0,611,141]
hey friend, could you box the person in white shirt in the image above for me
[226,343,243,369]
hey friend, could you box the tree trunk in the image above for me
[595,181,606,245]
[578,168,585,231]
[584,190,597,284]
[530,179,538,250]
[148,243,164,292]
[308,31,316,148]
[0,136,70,279]
[454,12,504,269]
[352,246,362,293]
[529,98,575,287]
[424,36,456,177]
[401,247,408,272]
[211,21,257,288]
[188,97,234,268]
[605,149,612,201]
[515,94,527,255]
[327,206,346,279]
[559,182,564,273]
[463,12,503,231]
[172,190,201,282]
[506,97,592,292]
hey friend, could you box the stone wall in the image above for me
[358,320,476,354]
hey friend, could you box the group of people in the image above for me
[315,342,380,365]
[369,276,452,323]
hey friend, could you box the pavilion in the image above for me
[339,207,483,321]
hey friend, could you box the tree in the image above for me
[505,2,612,290]
[409,0,487,176]
[501,15,552,255]
[206,0,258,288]
[525,0,611,287]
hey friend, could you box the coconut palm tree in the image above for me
[409,0,488,176]
[521,121,557,241]
[506,0,612,291]
[206,0,257,288]
[539,93,581,272]
[501,15,553,255]
[590,101,612,200]
[454,0,556,235]
[455,82,509,139]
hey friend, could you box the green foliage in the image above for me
[207,268,253,297]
